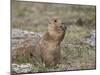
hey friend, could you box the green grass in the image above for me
[12,1,96,32]
[13,25,96,72]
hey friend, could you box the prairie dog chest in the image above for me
[40,40,60,53]
[40,39,60,51]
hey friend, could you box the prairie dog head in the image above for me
[48,17,66,34]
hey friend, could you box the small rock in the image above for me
[86,31,96,47]
[12,63,33,73]
[81,30,96,47]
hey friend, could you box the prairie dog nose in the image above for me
[60,25,66,31]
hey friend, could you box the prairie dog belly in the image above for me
[39,40,61,66]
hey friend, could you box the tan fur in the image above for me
[38,17,66,66]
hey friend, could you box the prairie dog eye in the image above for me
[54,19,57,22]
[48,16,62,25]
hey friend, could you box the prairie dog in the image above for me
[39,17,66,66]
